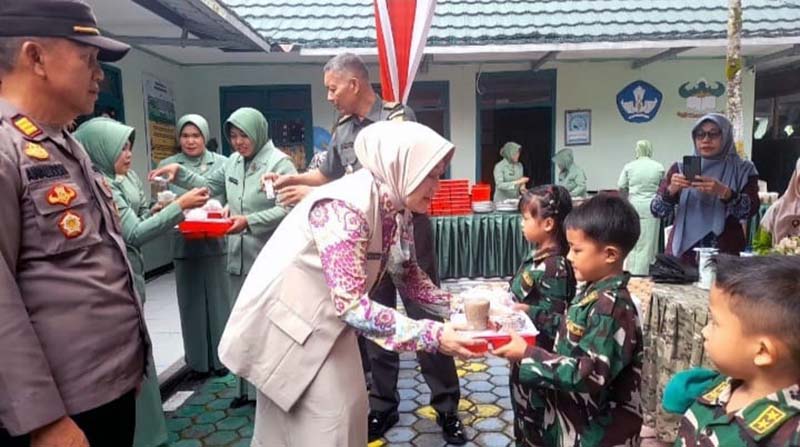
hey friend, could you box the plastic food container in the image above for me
[178,219,233,239]
[451,313,538,354]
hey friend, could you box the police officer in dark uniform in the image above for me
[0,1,150,446]
[269,53,465,445]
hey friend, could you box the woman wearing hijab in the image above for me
[618,140,665,275]
[218,121,483,447]
[158,114,231,376]
[553,148,587,198]
[650,113,759,263]
[755,158,800,252]
[150,107,297,406]
[493,141,528,202]
[74,117,209,447]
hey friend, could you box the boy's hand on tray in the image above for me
[490,329,528,362]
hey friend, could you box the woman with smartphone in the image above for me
[650,113,759,264]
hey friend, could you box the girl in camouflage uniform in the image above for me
[508,185,576,446]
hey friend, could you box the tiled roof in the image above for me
[220,0,800,49]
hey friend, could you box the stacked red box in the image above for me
[428,179,472,216]
[471,183,491,203]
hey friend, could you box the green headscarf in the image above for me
[552,148,574,170]
[74,117,135,177]
[224,107,270,159]
[500,141,521,162]
[635,140,653,158]
[177,114,210,144]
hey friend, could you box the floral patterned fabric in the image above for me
[309,192,449,353]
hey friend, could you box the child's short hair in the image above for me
[564,194,640,256]
[518,185,572,250]
[712,255,800,367]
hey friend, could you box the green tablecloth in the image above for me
[431,212,532,279]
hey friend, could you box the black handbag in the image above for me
[649,254,698,284]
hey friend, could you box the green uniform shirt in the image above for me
[175,143,296,276]
[158,150,228,259]
[675,374,800,447]
[518,273,643,447]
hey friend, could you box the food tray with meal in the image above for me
[178,199,232,239]
[450,287,538,354]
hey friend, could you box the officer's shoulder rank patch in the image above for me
[24,142,49,160]
[12,115,42,138]
[566,319,585,337]
[58,210,83,239]
[701,380,730,403]
[577,290,600,307]
[47,184,78,207]
[749,405,788,435]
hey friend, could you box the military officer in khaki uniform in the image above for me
[0,1,150,446]
[267,53,465,445]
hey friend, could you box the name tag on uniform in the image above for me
[26,163,69,182]
[228,177,239,185]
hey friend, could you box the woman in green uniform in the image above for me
[74,117,209,447]
[150,107,297,407]
[553,148,587,198]
[493,141,528,202]
[159,114,231,376]
[617,140,664,275]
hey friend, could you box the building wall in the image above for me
[111,51,755,193]
[109,48,189,184]
[555,59,755,191]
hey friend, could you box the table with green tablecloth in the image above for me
[431,212,531,279]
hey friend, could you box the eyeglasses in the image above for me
[693,130,722,141]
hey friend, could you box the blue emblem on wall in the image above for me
[617,80,663,123]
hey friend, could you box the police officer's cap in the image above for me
[0,0,130,62]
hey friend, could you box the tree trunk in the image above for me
[726,0,745,158]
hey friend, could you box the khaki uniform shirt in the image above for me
[319,97,415,181]
[0,99,148,436]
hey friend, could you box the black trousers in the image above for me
[364,213,460,414]
[0,390,136,447]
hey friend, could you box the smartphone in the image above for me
[683,156,702,181]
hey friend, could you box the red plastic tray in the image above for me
[466,334,537,354]
[178,219,233,239]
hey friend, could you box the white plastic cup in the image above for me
[694,248,719,290]
[263,179,275,200]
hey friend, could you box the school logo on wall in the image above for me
[678,79,726,119]
[617,81,663,123]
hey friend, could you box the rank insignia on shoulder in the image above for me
[522,270,534,288]
[24,142,49,160]
[47,184,78,207]
[577,291,600,306]
[566,319,585,337]
[337,114,353,125]
[58,210,83,239]
[12,115,43,138]
[701,380,729,403]
[749,405,787,435]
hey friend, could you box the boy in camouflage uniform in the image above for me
[496,194,643,447]
[664,255,800,447]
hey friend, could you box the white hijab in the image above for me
[354,121,454,266]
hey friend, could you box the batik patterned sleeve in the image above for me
[309,199,443,352]
[724,175,759,220]
[650,163,680,219]
[391,256,452,319]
